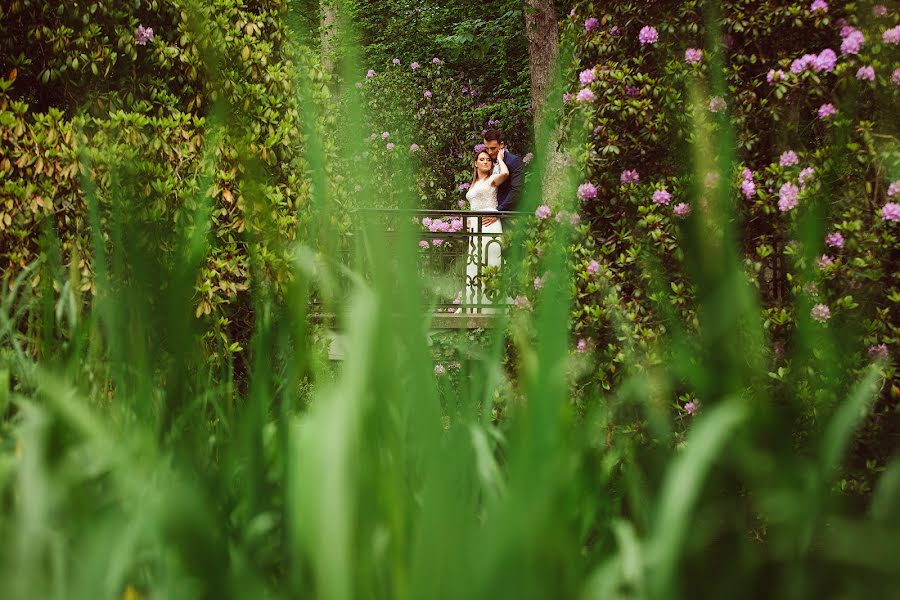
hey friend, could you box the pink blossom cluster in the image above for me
[410,61,420,69]
[410,143,420,152]
[767,69,786,83]
[873,5,888,18]
[708,96,727,112]
[740,168,756,199]
[799,167,816,187]
[522,152,534,164]
[576,87,596,102]
[810,0,828,13]
[683,401,699,415]
[780,150,799,167]
[778,182,800,212]
[811,303,831,322]
[421,217,464,233]
[385,142,395,150]
[883,202,900,222]
[639,26,659,45]
[685,48,703,64]
[816,254,834,269]
[555,210,581,226]
[578,182,598,201]
[841,28,864,55]
[856,66,875,81]
[587,260,600,275]
[135,25,154,45]
[576,338,589,353]
[888,181,900,197]
[652,188,671,205]
[584,18,599,32]
[884,26,900,44]
[893,68,900,85]
[620,169,640,184]
[825,232,844,248]
[535,205,552,220]
[790,49,836,74]
[673,202,691,217]
[868,344,889,361]
[818,103,836,119]
[366,69,376,78]
[579,68,596,85]
[458,182,471,192]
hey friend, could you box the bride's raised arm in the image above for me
[491,149,510,187]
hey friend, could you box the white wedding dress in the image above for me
[464,175,503,312]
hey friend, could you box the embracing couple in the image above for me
[464,129,524,310]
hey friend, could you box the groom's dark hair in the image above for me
[483,129,504,143]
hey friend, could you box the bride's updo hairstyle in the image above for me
[471,150,494,186]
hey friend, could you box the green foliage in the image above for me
[355,57,531,208]
[0,0,346,368]
[549,2,899,488]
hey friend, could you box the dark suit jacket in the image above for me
[496,152,524,212]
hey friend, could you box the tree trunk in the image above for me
[320,2,337,76]
[524,0,558,125]
[524,0,565,200]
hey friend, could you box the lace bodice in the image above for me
[466,177,498,211]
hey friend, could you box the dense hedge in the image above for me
[0,0,342,359]
[545,0,898,491]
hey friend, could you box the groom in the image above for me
[481,129,523,227]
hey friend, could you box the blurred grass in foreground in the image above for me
[0,4,898,599]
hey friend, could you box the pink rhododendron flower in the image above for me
[673,202,691,217]
[585,18,600,32]
[814,49,837,72]
[799,167,816,187]
[135,25,154,45]
[535,205,551,220]
[512,295,532,310]
[579,69,596,85]
[778,182,800,212]
[810,0,828,13]
[432,57,441,64]
[791,54,817,73]
[434,364,446,376]
[767,69,786,83]
[818,103,837,118]
[576,338,589,353]
[432,239,443,247]
[382,131,390,139]
[418,240,429,249]
[423,90,432,98]
[882,202,900,221]
[811,303,831,322]
[893,68,900,85]
[841,30,864,54]
[780,151,799,167]
[685,48,703,64]
[884,26,900,44]
[742,168,753,180]
[473,143,486,153]
[825,232,844,248]
[868,344,889,360]
[873,5,888,17]
[576,87,596,102]
[385,142,394,150]
[578,182,598,201]
[856,66,875,81]
[708,96,727,112]
[816,254,834,269]
[410,143,420,152]
[683,401,699,415]
[639,26,659,45]
[366,69,376,78]
[620,169,640,184]
[458,182,470,192]
[533,276,543,290]
[741,179,756,199]
[587,260,600,274]
[887,181,900,197]
[652,188,672,205]
[392,58,401,65]
[523,152,533,164]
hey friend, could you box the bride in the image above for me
[464,148,509,312]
